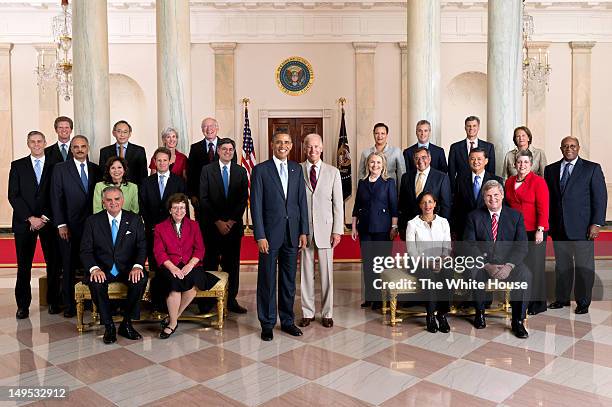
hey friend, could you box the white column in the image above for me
[487,0,522,176]
[72,0,110,163]
[407,0,440,145]
[156,0,192,152]
[0,43,13,226]
[570,41,595,159]
[398,42,408,149]
[211,43,236,140]
[33,43,59,141]
[525,42,551,150]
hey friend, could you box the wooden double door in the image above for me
[268,117,323,162]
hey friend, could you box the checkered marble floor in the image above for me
[2,264,612,406]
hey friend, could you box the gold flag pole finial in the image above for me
[338,97,346,107]
[242,97,250,107]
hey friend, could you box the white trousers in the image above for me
[300,243,334,318]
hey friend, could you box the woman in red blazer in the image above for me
[154,193,219,338]
[504,149,549,315]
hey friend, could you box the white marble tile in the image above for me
[536,356,612,398]
[0,366,85,390]
[0,312,68,333]
[204,362,307,406]
[123,332,212,363]
[90,364,197,407]
[31,335,121,365]
[220,332,304,361]
[426,359,530,403]
[328,306,381,328]
[402,331,488,358]
[0,334,26,355]
[315,360,419,405]
[310,329,393,359]
[583,325,612,346]
[492,329,576,356]
[544,306,611,325]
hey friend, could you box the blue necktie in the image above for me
[473,175,481,200]
[222,165,229,198]
[560,162,572,193]
[110,219,119,276]
[34,159,42,185]
[60,144,67,161]
[280,162,288,198]
[159,174,165,198]
[80,163,88,192]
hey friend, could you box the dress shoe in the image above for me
[371,301,382,311]
[548,301,570,309]
[48,304,62,315]
[321,318,334,328]
[118,320,142,340]
[473,310,486,329]
[360,301,372,308]
[159,323,178,339]
[426,314,438,333]
[575,304,589,314]
[281,324,303,337]
[261,328,273,341]
[103,324,117,344]
[436,313,451,333]
[63,308,76,318]
[298,317,315,327]
[15,308,29,319]
[228,302,248,314]
[511,320,529,339]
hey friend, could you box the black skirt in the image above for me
[159,264,220,296]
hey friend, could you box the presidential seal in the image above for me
[276,57,314,96]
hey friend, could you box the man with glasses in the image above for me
[99,120,148,185]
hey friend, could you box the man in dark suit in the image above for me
[9,131,61,318]
[99,120,147,185]
[448,115,496,190]
[45,116,73,166]
[398,146,451,234]
[463,180,531,338]
[403,120,448,173]
[51,135,101,317]
[451,148,502,239]
[251,132,309,341]
[199,138,248,313]
[544,136,607,314]
[81,186,147,344]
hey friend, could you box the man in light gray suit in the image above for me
[298,133,344,328]
[357,123,405,190]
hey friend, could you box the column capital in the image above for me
[526,41,551,50]
[0,43,14,56]
[210,42,237,54]
[570,41,596,52]
[32,43,57,52]
[397,42,407,53]
[353,42,377,54]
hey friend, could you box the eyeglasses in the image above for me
[114,130,130,135]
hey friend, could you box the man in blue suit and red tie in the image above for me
[251,132,309,341]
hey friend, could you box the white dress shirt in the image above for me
[466,138,479,156]
[405,215,452,258]
[218,160,231,183]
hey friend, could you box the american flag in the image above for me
[241,106,257,196]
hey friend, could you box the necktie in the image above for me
[60,144,67,161]
[110,219,119,276]
[415,172,425,197]
[470,141,475,152]
[80,163,88,192]
[34,159,42,185]
[118,144,124,159]
[222,165,229,197]
[310,165,317,190]
[560,162,572,193]
[280,162,288,198]
[159,174,166,198]
[491,213,498,241]
[208,142,215,162]
[473,175,481,200]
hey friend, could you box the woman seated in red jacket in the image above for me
[154,193,219,339]
[504,149,549,315]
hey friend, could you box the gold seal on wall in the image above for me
[276,56,314,96]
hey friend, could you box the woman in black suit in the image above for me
[352,151,398,310]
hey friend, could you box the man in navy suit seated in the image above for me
[403,120,448,174]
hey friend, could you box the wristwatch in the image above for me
[536,226,544,232]
[391,225,398,229]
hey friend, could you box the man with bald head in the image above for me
[544,136,607,314]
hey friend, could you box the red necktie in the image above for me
[310,165,317,190]
[207,142,214,162]
[492,213,498,241]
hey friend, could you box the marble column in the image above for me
[406,0,440,146]
[398,42,408,149]
[570,41,595,159]
[0,43,13,226]
[33,43,59,141]
[157,0,191,152]
[487,0,522,176]
[211,43,236,140]
[72,0,110,163]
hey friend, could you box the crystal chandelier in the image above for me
[35,0,73,101]
[522,0,551,95]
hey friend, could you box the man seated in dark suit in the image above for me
[448,115,496,190]
[81,186,147,344]
[398,146,451,234]
[403,120,448,174]
[9,131,61,318]
[463,180,531,338]
[45,116,73,166]
[544,136,607,314]
[199,138,249,313]
[451,147,503,239]
[99,120,147,185]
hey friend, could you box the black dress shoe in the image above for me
[437,313,451,333]
[575,305,589,314]
[159,323,178,339]
[360,301,372,308]
[473,310,486,329]
[118,320,142,340]
[548,301,570,309]
[321,318,334,328]
[298,317,315,327]
[426,314,438,333]
[261,328,273,341]
[15,308,29,319]
[103,324,117,344]
[48,304,62,315]
[63,308,76,318]
[511,320,529,339]
[228,302,248,314]
[281,324,303,337]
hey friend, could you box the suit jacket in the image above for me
[451,171,503,237]
[398,167,451,233]
[99,143,148,185]
[199,161,248,236]
[251,159,309,249]
[187,138,237,198]
[153,217,204,267]
[139,172,186,229]
[403,143,448,174]
[301,161,344,249]
[45,142,72,167]
[448,139,496,190]
[8,156,55,234]
[80,210,146,276]
[352,177,398,235]
[544,157,607,240]
[504,172,549,232]
[51,160,101,236]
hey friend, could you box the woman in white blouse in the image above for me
[406,191,452,333]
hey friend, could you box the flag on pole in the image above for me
[336,107,352,201]
[241,105,257,197]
